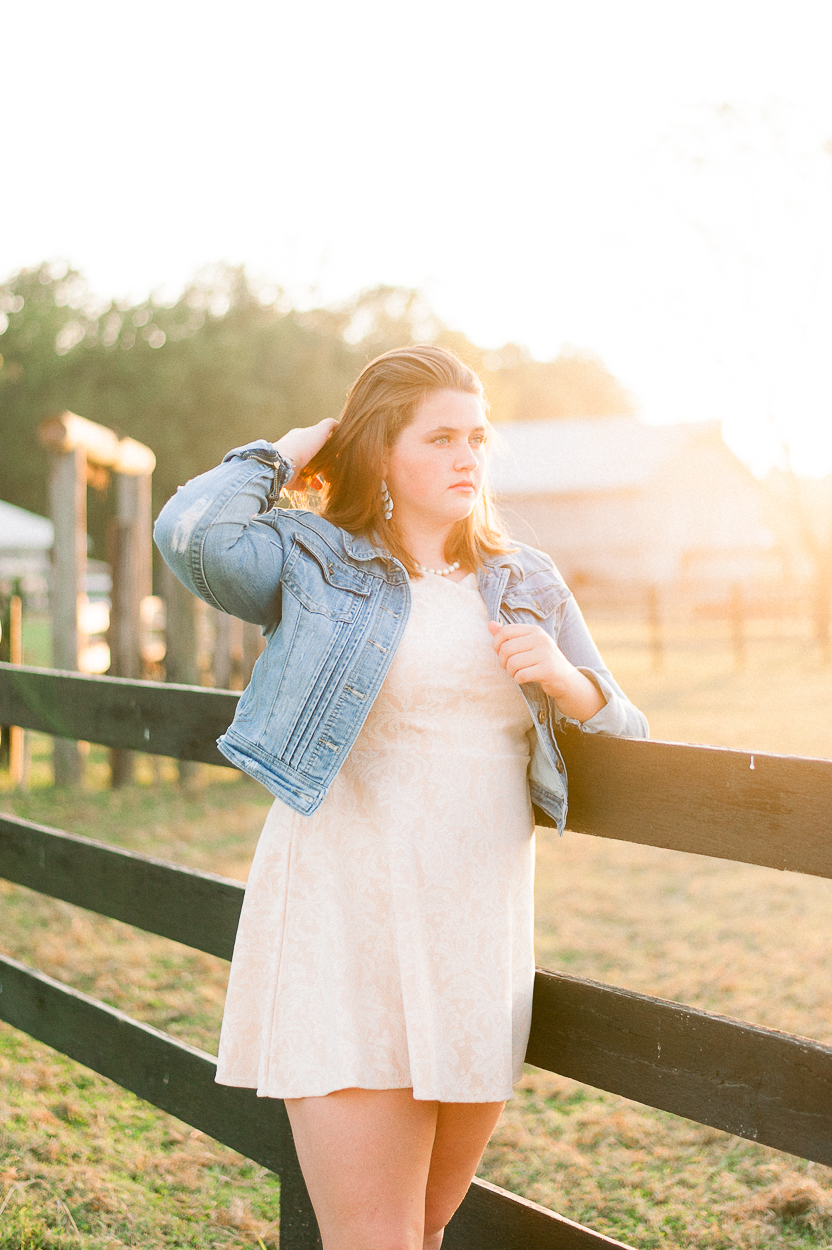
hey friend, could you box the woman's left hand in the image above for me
[488,621,607,722]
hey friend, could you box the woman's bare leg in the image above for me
[422,1100,505,1247]
[285,1088,438,1250]
[284,1089,505,1250]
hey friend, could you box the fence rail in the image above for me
[0,812,243,959]
[3,662,831,878]
[1,660,831,1247]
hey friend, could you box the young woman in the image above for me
[154,345,647,1250]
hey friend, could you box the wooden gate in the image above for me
[1,661,831,1248]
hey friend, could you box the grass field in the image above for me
[1,617,831,1248]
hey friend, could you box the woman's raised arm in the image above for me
[153,419,337,626]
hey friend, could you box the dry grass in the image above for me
[484,1069,832,1249]
[0,776,277,1247]
[534,833,832,1044]
[1,618,832,1247]
[0,1025,281,1248]
[484,615,832,1248]
[587,610,832,758]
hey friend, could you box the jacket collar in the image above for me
[341,532,376,559]
[342,531,524,585]
[481,548,525,583]
[343,531,394,563]
[341,531,409,583]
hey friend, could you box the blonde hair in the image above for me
[305,345,513,577]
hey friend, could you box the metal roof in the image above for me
[487,415,723,496]
[0,500,54,550]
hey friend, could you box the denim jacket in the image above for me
[154,439,648,834]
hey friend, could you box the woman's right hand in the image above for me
[274,419,339,489]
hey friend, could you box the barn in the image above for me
[0,499,110,610]
[487,416,781,597]
[0,500,53,605]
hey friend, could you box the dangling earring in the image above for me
[381,480,393,521]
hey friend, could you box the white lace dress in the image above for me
[214,572,537,1103]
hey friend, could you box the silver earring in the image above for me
[381,480,393,521]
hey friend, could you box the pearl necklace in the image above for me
[414,560,461,577]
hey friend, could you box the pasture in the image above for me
[1,613,831,1248]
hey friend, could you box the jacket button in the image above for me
[556,758,565,774]
[537,710,546,724]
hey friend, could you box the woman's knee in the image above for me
[350,1232,425,1250]
[317,1223,423,1250]
[424,1201,453,1241]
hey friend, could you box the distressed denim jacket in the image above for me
[154,439,648,833]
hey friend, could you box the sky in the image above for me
[4,0,832,474]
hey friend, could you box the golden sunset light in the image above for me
[3,5,832,1248]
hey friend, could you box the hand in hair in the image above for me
[274,419,339,489]
[487,621,606,724]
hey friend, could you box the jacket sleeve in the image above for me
[153,440,294,625]
[554,593,649,739]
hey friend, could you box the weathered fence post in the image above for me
[242,619,264,686]
[6,595,26,788]
[277,1103,323,1249]
[109,463,153,787]
[213,612,263,690]
[39,413,155,789]
[0,591,25,783]
[47,441,87,785]
[0,595,10,772]
[212,609,232,690]
[162,562,201,786]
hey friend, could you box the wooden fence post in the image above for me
[161,562,201,787]
[212,609,232,690]
[0,595,9,771]
[242,620,264,687]
[229,615,244,688]
[40,413,156,789]
[7,596,26,788]
[212,611,245,690]
[109,470,152,787]
[0,595,14,775]
[277,1104,323,1249]
[48,444,86,785]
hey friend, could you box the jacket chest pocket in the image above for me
[501,583,566,626]
[282,535,371,623]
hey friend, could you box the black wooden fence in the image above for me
[1,660,831,1249]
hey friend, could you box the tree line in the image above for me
[0,260,635,557]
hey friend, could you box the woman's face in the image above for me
[383,388,489,531]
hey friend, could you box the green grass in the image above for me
[1,618,832,1247]
[486,1070,832,1249]
[0,1026,281,1249]
[18,613,52,670]
[0,777,276,1247]
[587,609,832,759]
